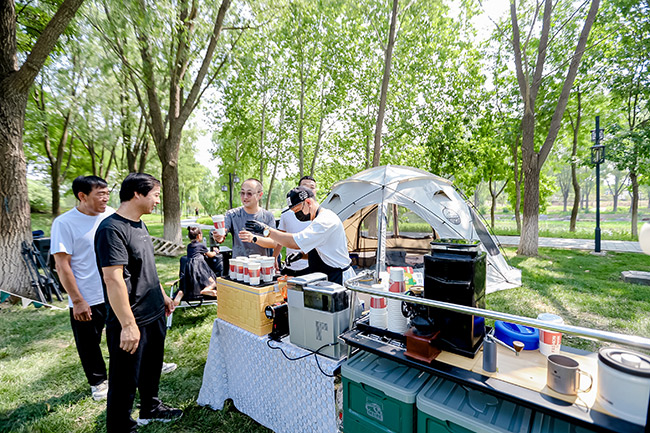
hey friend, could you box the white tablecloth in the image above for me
[198,318,343,432]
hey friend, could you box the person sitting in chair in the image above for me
[173,226,218,306]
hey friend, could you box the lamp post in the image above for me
[591,116,605,253]
[221,173,240,209]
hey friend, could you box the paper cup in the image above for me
[236,259,245,281]
[243,260,250,283]
[229,259,238,279]
[212,215,225,235]
[538,313,564,356]
[369,307,388,329]
[261,258,275,283]
[248,262,261,286]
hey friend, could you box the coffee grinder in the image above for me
[423,239,486,357]
[402,286,442,363]
[265,302,289,341]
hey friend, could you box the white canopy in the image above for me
[321,165,521,293]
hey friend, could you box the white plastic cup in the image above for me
[538,313,564,356]
[249,254,262,260]
[229,259,238,280]
[248,262,261,286]
[212,215,225,236]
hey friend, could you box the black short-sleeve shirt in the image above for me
[94,213,164,328]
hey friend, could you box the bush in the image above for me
[196,216,213,225]
[27,179,51,213]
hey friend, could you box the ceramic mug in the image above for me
[547,354,593,395]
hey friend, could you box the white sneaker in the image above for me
[161,362,177,374]
[91,380,108,401]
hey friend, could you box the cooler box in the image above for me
[416,376,532,433]
[287,273,328,348]
[216,277,285,336]
[529,412,597,433]
[342,351,430,433]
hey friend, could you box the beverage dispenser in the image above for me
[423,239,486,357]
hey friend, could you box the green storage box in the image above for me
[342,351,430,433]
[417,376,532,433]
[529,412,597,433]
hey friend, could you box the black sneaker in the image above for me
[136,401,183,426]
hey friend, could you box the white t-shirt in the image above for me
[278,211,310,271]
[293,208,351,270]
[50,206,115,308]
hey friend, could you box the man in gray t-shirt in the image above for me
[213,178,276,257]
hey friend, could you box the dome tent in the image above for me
[321,165,521,293]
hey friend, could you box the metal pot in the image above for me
[597,347,650,425]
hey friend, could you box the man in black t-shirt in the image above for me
[95,173,182,432]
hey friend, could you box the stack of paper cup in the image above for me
[248,261,261,286]
[387,267,408,334]
[212,215,225,235]
[261,257,275,283]
[537,313,564,356]
[229,258,237,279]
[369,283,388,329]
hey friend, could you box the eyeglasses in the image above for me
[240,191,261,197]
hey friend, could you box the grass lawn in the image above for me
[492,219,646,241]
[2,245,649,432]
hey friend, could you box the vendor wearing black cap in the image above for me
[241,186,354,285]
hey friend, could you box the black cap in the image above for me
[282,186,314,213]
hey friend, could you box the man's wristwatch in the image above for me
[252,236,258,244]
[263,227,270,237]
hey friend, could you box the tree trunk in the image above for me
[0,93,32,295]
[266,105,285,210]
[372,0,398,167]
[570,164,580,231]
[518,165,540,255]
[298,66,305,177]
[569,91,581,232]
[160,144,181,244]
[630,170,639,238]
[310,112,325,176]
[0,0,85,296]
[562,192,568,212]
[259,99,267,184]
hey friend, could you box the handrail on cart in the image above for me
[344,271,650,353]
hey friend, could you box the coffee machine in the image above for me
[423,239,486,357]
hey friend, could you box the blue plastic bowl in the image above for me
[494,321,539,350]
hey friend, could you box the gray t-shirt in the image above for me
[225,207,276,257]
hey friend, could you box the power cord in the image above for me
[266,339,339,377]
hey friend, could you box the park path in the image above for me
[182,218,643,254]
[495,235,643,254]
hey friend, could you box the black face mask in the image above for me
[295,208,311,222]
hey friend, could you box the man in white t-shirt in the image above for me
[273,176,316,276]
[51,176,114,401]
[244,186,355,285]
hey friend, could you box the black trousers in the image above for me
[106,316,166,433]
[69,303,107,387]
